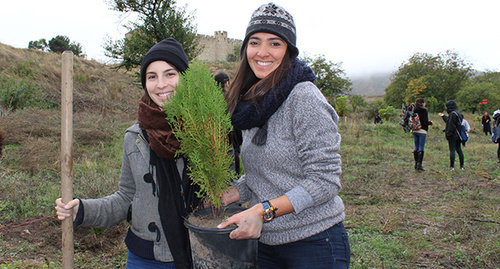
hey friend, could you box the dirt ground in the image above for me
[0,216,127,266]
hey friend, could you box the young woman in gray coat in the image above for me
[218,3,350,268]
[55,38,201,269]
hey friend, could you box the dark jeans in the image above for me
[258,222,350,269]
[126,251,177,269]
[448,138,464,168]
[497,143,500,160]
[413,132,427,152]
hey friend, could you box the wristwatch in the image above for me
[262,200,278,222]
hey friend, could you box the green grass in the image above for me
[0,112,499,268]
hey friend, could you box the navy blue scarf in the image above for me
[231,59,316,131]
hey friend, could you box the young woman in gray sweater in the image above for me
[218,3,350,268]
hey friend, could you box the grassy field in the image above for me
[0,108,498,268]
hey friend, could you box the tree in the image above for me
[384,51,473,107]
[335,97,349,117]
[301,55,352,99]
[164,61,235,216]
[365,99,386,120]
[48,35,83,56]
[456,71,500,113]
[349,95,367,112]
[28,39,48,51]
[105,0,200,71]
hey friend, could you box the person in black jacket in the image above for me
[412,98,432,171]
[439,100,465,170]
[482,111,492,136]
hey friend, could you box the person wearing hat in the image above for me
[55,38,202,269]
[213,71,230,94]
[218,3,351,268]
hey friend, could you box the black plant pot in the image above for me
[185,206,258,269]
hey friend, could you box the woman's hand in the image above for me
[221,186,240,206]
[217,204,264,240]
[438,112,444,117]
[55,198,79,221]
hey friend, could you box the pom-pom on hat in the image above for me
[140,38,189,90]
[241,3,298,59]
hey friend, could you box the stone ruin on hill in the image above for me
[196,31,242,62]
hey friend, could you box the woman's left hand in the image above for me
[217,204,263,240]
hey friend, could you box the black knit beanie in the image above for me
[140,38,189,90]
[241,3,298,59]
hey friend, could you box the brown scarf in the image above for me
[138,94,181,160]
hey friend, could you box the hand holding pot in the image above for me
[217,204,263,240]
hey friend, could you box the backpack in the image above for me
[452,111,469,144]
[408,111,421,131]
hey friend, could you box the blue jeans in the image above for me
[413,132,427,152]
[258,222,350,269]
[126,251,177,269]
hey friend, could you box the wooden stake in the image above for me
[61,51,74,269]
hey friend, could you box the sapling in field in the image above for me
[164,60,235,218]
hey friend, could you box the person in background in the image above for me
[55,38,202,269]
[374,114,383,125]
[439,100,465,171]
[482,111,492,136]
[462,117,470,132]
[213,71,230,94]
[213,71,242,175]
[411,98,432,171]
[218,3,350,268]
[493,106,500,163]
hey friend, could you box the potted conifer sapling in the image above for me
[163,60,257,268]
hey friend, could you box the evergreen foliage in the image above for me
[301,54,352,98]
[48,35,83,56]
[164,61,234,214]
[105,0,200,71]
[384,51,473,111]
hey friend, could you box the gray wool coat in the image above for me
[78,123,184,262]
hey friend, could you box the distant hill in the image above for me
[350,72,392,97]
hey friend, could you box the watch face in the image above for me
[264,212,274,221]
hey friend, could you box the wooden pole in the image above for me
[61,51,74,269]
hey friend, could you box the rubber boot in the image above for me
[416,151,426,171]
[413,151,418,170]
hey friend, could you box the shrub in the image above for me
[164,60,235,215]
[0,77,52,110]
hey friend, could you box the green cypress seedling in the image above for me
[164,60,235,217]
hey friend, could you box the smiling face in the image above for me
[246,32,288,79]
[145,61,180,107]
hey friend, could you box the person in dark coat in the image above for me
[439,100,465,170]
[412,98,432,171]
[482,111,492,135]
[493,106,500,163]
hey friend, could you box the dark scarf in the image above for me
[231,59,316,130]
[231,59,316,145]
[138,94,180,160]
[138,94,201,268]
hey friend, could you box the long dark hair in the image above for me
[415,98,425,107]
[226,45,292,114]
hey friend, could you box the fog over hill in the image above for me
[350,72,392,97]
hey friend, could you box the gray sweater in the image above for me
[232,81,345,245]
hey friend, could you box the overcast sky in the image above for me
[1,0,499,77]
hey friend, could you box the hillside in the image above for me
[351,72,391,96]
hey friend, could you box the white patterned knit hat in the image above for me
[241,3,299,59]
